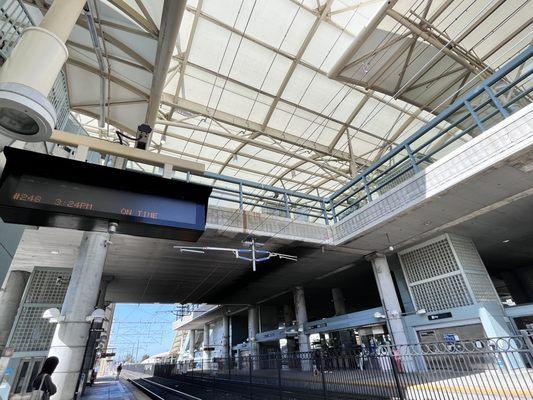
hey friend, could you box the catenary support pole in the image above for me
[47,231,110,399]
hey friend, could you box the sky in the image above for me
[108,303,177,362]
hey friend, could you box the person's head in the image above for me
[41,357,59,375]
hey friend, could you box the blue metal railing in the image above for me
[326,45,533,222]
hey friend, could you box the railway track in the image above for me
[128,377,204,400]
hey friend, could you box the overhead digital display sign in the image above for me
[0,147,212,241]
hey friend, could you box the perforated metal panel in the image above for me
[400,238,459,283]
[24,269,71,304]
[449,235,485,271]
[410,275,473,312]
[7,267,71,353]
[8,306,59,352]
[466,272,500,303]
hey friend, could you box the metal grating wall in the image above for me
[7,267,71,353]
[400,238,459,283]
[399,234,503,312]
[399,236,473,312]
[410,274,473,312]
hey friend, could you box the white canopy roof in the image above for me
[23,0,532,198]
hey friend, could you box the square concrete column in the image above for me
[47,231,110,400]
[203,323,210,364]
[367,254,409,346]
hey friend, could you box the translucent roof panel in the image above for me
[61,0,531,206]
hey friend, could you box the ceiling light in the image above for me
[502,239,510,243]
[50,250,60,255]
[388,245,394,251]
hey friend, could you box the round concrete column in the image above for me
[188,330,195,361]
[221,315,230,360]
[248,307,259,369]
[0,270,30,351]
[293,286,312,371]
[47,231,110,400]
[367,254,409,346]
[203,324,210,363]
[282,304,297,354]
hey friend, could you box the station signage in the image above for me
[0,147,212,241]
[427,312,452,321]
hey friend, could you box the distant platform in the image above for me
[82,376,150,400]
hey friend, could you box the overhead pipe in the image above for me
[0,0,87,142]
[84,1,107,128]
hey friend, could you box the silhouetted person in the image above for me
[116,363,123,380]
[31,356,58,400]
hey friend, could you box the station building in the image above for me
[0,0,531,399]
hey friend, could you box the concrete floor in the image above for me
[81,376,150,400]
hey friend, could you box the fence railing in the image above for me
[327,45,533,222]
[126,333,533,400]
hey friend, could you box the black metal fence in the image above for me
[125,333,533,400]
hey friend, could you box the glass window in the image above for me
[13,360,29,394]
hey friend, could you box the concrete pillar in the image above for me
[367,254,409,346]
[332,287,346,315]
[222,315,230,360]
[188,329,195,360]
[0,270,30,352]
[248,307,259,369]
[283,304,297,354]
[203,323,210,363]
[48,231,109,400]
[293,286,312,370]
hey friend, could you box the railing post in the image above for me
[464,99,486,132]
[239,182,244,211]
[277,353,282,400]
[283,193,290,218]
[390,352,405,400]
[249,355,253,399]
[320,351,327,400]
[483,83,510,118]
[404,144,420,173]
[362,174,372,202]
[331,201,338,223]
[321,200,329,225]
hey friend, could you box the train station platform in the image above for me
[81,376,150,400]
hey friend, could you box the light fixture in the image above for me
[42,307,64,323]
[388,245,394,251]
[50,250,60,255]
[502,239,510,243]
[373,312,386,319]
[86,308,106,322]
[416,309,427,315]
